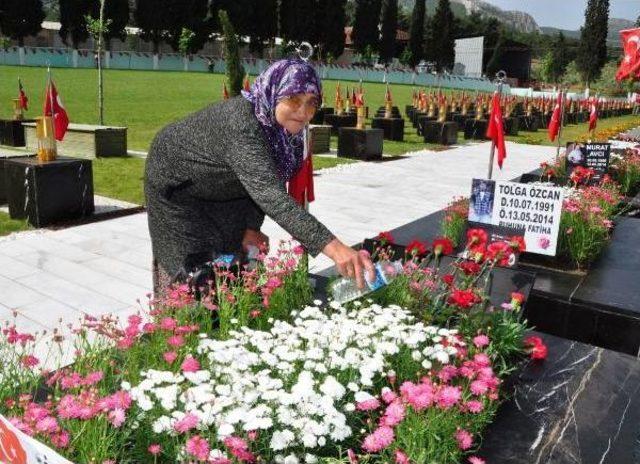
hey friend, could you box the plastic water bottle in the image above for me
[330,260,404,304]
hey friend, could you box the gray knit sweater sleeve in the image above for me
[222,106,335,256]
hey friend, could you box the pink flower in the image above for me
[293,245,305,255]
[181,356,201,373]
[142,322,158,333]
[174,413,199,433]
[468,457,486,464]
[35,416,59,433]
[362,426,395,453]
[470,380,489,396]
[20,355,40,368]
[437,365,458,383]
[473,334,490,348]
[163,351,178,364]
[108,408,126,427]
[265,277,282,289]
[356,397,381,412]
[455,428,473,450]
[473,353,491,367]
[394,449,410,464]
[400,381,434,411]
[537,236,551,250]
[223,435,248,451]
[83,371,104,386]
[50,430,70,448]
[464,400,485,413]
[148,444,162,455]
[186,435,210,461]
[160,317,178,331]
[436,386,462,409]
[381,388,398,404]
[347,449,359,463]
[167,335,185,347]
[380,399,406,427]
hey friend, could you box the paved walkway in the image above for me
[0,141,555,336]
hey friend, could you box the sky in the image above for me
[481,0,639,30]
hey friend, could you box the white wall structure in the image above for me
[454,36,484,78]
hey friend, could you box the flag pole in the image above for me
[555,86,565,162]
[296,41,314,275]
[47,66,57,154]
[487,70,506,180]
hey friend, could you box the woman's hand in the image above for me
[322,238,376,289]
[242,229,270,253]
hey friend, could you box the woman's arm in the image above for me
[222,124,335,257]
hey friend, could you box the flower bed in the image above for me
[0,234,539,463]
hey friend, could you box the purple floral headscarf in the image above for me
[241,59,322,181]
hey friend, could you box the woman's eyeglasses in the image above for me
[278,95,320,115]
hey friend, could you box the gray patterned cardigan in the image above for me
[144,96,335,278]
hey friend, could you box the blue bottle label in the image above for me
[366,263,389,291]
[213,254,236,267]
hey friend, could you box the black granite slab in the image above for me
[504,116,519,136]
[311,107,333,125]
[0,119,34,147]
[464,119,489,140]
[518,115,541,132]
[323,114,356,135]
[371,117,405,141]
[480,331,640,464]
[423,121,458,145]
[337,128,384,160]
[5,156,94,227]
[0,153,36,204]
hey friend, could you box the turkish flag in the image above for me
[548,91,562,142]
[288,131,315,205]
[589,100,598,131]
[18,79,28,111]
[616,28,640,81]
[43,81,69,141]
[486,92,507,169]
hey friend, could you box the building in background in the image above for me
[453,36,484,77]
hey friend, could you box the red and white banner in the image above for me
[0,414,72,464]
[616,28,640,81]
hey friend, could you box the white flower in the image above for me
[305,454,318,463]
[319,376,346,400]
[284,454,300,464]
[271,429,296,451]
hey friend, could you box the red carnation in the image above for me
[448,288,480,309]
[457,261,481,276]
[524,336,548,360]
[508,236,526,253]
[432,237,454,256]
[406,239,428,257]
[376,231,395,245]
[486,241,513,266]
[442,274,455,286]
[511,292,525,305]
[466,228,488,248]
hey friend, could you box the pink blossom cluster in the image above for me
[352,335,498,463]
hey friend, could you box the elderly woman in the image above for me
[145,59,373,295]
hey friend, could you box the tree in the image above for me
[59,0,98,49]
[549,32,569,83]
[280,0,317,45]
[379,0,397,63]
[408,0,425,67]
[576,0,609,86]
[317,0,347,61]
[135,0,170,54]
[247,0,277,57]
[164,0,209,54]
[352,0,381,55]
[0,0,45,47]
[86,0,109,124]
[211,0,252,36]
[636,15,640,27]
[103,0,129,49]
[425,0,455,71]
[219,9,244,96]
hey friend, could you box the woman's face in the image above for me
[275,93,319,134]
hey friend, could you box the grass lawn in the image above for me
[0,212,30,237]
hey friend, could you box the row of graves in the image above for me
[0,76,131,229]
